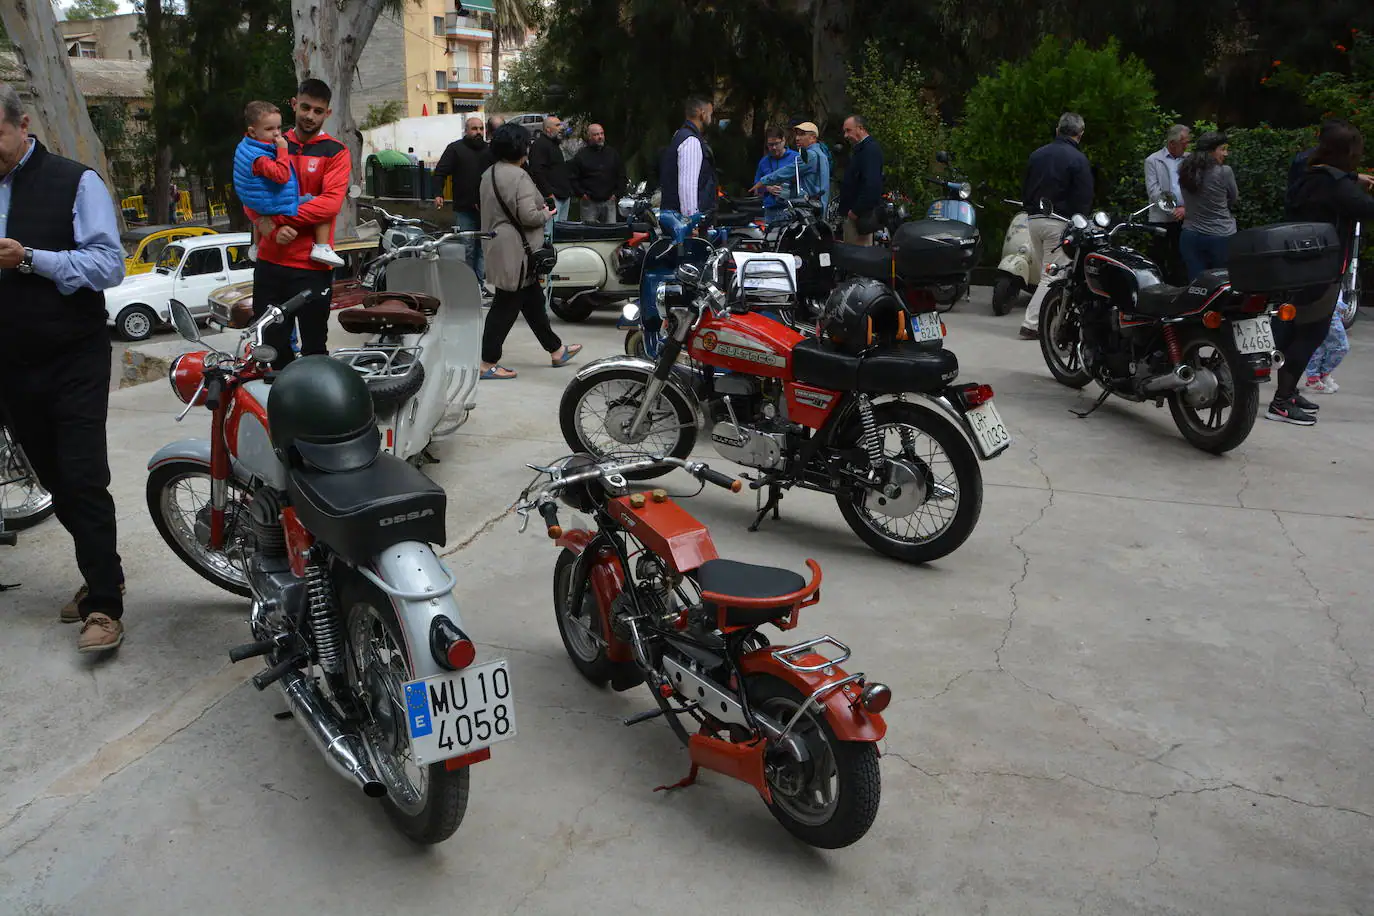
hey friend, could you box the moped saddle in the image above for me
[362,290,440,315]
[338,299,429,334]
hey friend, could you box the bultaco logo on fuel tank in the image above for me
[700,331,719,351]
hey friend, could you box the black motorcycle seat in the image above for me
[552,221,633,242]
[1133,268,1231,317]
[791,338,958,394]
[287,453,446,566]
[831,243,892,281]
[693,558,808,627]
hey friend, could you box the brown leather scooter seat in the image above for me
[338,298,429,334]
[362,290,441,315]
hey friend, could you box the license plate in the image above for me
[403,659,517,765]
[1232,317,1276,355]
[966,401,1011,458]
[915,311,943,342]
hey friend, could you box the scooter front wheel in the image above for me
[550,297,597,322]
[991,276,1022,316]
[559,366,697,481]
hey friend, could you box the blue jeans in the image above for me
[1179,229,1231,281]
[455,209,485,286]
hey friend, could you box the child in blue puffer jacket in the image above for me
[233,101,343,267]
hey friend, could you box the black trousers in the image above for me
[252,260,334,371]
[0,335,123,619]
[1149,222,1187,286]
[482,284,561,365]
[1272,314,1333,400]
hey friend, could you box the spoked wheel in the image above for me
[146,461,255,596]
[1038,288,1093,389]
[748,675,880,849]
[1167,327,1259,454]
[1338,284,1359,330]
[553,548,615,684]
[835,401,982,564]
[559,367,697,481]
[346,597,469,844]
[0,425,54,531]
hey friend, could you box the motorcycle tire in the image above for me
[1037,288,1093,389]
[559,366,697,482]
[1339,287,1359,330]
[623,329,647,358]
[991,276,1021,316]
[343,593,470,845]
[550,297,597,323]
[553,548,640,688]
[146,460,254,597]
[1166,326,1260,455]
[0,427,55,530]
[364,358,426,412]
[747,674,881,849]
[834,401,983,564]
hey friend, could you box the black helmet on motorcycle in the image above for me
[555,453,603,514]
[267,355,381,473]
[820,277,906,354]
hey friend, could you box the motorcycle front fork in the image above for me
[626,324,691,439]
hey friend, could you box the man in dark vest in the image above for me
[658,97,717,229]
[0,83,127,653]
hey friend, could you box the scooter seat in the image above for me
[362,290,440,315]
[338,300,429,334]
[693,558,808,627]
[552,221,633,242]
[831,243,892,281]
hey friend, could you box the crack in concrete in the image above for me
[260,782,299,801]
[1272,510,1373,722]
[1139,808,1162,878]
[885,754,1374,819]
[440,504,517,558]
[1236,451,1252,509]
[994,439,1054,668]
[985,480,1374,523]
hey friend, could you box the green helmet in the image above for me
[267,356,380,473]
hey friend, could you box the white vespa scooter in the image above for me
[991,206,1033,317]
[330,218,488,465]
[546,185,653,322]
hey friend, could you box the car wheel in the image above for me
[115,304,158,342]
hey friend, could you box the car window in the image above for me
[156,243,185,273]
[121,236,140,258]
[225,245,253,271]
[180,247,224,276]
[145,237,171,264]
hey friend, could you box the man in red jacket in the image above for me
[244,78,351,369]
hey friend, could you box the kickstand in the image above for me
[418,447,440,465]
[0,582,19,591]
[1070,388,1111,419]
[654,763,700,793]
[748,481,783,532]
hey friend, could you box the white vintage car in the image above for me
[105,232,254,341]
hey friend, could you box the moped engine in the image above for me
[707,381,790,471]
[711,420,787,470]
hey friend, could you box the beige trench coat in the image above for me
[480,161,553,291]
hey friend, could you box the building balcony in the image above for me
[445,12,492,39]
[448,67,493,92]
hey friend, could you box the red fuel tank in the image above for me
[687,311,804,381]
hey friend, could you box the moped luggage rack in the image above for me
[331,345,424,380]
[770,634,852,672]
[730,254,800,312]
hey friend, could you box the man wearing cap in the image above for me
[752,121,830,218]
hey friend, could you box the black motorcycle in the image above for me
[1037,203,1341,454]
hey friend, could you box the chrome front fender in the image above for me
[568,354,703,422]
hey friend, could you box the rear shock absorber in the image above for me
[857,394,884,467]
[1163,325,1183,365]
[305,563,345,674]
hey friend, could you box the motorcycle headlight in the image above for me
[957,182,972,201]
[167,351,208,406]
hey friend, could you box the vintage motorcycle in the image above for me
[560,245,1010,564]
[1338,221,1361,329]
[0,420,54,543]
[514,452,889,848]
[1037,203,1342,453]
[147,295,513,844]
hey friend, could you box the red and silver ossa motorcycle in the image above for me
[560,245,1012,563]
[146,292,514,845]
[515,452,890,848]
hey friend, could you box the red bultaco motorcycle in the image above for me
[560,245,1011,564]
[515,452,890,848]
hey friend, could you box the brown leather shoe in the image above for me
[78,612,124,653]
[60,583,126,623]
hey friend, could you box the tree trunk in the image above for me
[810,0,853,131]
[291,0,387,237]
[0,0,125,232]
[490,32,501,100]
[143,0,173,225]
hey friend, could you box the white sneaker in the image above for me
[1324,375,1340,393]
[310,244,346,267]
[1307,376,1338,394]
[248,243,259,261]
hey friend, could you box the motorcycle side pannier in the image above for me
[891,219,980,280]
[1227,222,1343,294]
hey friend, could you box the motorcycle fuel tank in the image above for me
[688,311,805,380]
[1083,247,1166,309]
[227,380,287,490]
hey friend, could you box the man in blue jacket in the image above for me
[753,121,830,219]
[839,115,883,245]
[752,128,797,226]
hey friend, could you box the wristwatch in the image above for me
[17,247,34,274]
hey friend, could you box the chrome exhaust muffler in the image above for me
[278,668,387,798]
[1270,349,1286,369]
[1141,365,1196,394]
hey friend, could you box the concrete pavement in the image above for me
[2,290,1371,915]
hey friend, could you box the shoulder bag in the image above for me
[493,170,557,280]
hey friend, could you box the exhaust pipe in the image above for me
[278,668,388,798]
[1141,364,1196,395]
[1270,349,1286,369]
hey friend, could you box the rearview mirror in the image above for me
[1071,214,1089,230]
[1093,211,1111,228]
[169,299,201,342]
[1156,198,1175,213]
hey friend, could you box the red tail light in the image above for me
[446,639,477,670]
[430,617,476,671]
[859,683,892,713]
[958,384,995,409]
[1241,294,1268,314]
